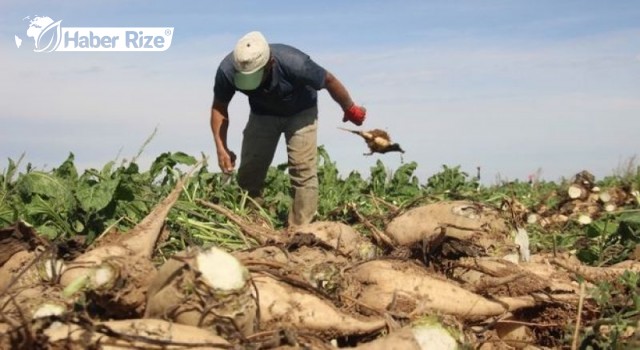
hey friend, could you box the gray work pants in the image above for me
[237,107,318,227]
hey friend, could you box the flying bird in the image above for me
[338,127,405,156]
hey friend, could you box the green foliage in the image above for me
[1,149,636,259]
[425,165,479,197]
[76,178,120,213]
[2,149,635,251]
[149,151,197,184]
[317,155,422,219]
[369,160,422,203]
[317,147,357,216]
[578,271,640,349]
[576,212,640,265]
[12,154,79,238]
[600,155,640,190]
[1,151,199,241]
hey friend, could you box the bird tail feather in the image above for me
[337,127,360,134]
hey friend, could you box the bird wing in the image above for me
[368,129,391,141]
[367,136,393,152]
[360,131,375,141]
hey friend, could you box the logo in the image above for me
[15,15,174,52]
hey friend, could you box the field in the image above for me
[1,148,639,349]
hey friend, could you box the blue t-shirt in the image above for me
[213,44,327,117]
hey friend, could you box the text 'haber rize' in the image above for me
[63,30,166,49]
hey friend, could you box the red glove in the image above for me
[343,104,366,126]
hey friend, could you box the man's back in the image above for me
[214,44,327,117]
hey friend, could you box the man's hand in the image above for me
[343,104,366,126]
[217,149,237,173]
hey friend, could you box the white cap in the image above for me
[233,31,270,90]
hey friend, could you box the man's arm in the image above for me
[324,71,354,110]
[324,71,366,126]
[210,98,236,173]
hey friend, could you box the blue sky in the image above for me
[1,0,639,184]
